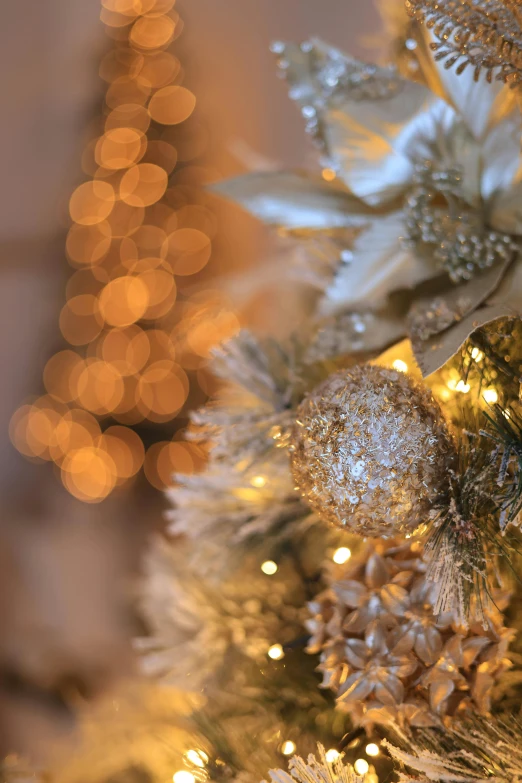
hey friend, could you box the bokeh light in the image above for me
[98,276,150,326]
[120,162,168,207]
[11,0,236,500]
[144,440,194,489]
[95,127,147,170]
[148,86,196,125]
[69,180,115,225]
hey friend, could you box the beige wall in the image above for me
[0,0,379,760]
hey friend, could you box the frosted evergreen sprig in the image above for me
[189,330,338,468]
[264,745,363,783]
[482,404,522,530]
[385,714,522,781]
[425,430,508,627]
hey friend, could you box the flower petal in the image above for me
[389,655,419,678]
[365,552,390,589]
[365,620,387,655]
[323,78,440,206]
[321,212,437,315]
[363,700,398,726]
[343,607,373,634]
[461,637,492,669]
[429,677,454,714]
[443,635,464,667]
[489,175,522,235]
[381,583,410,615]
[425,29,512,141]
[374,673,404,705]
[388,626,415,656]
[401,700,439,728]
[482,109,522,205]
[392,570,415,589]
[471,665,494,714]
[325,117,413,205]
[344,638,369,668]
[337,671,374,703]
[333,579,368,607]
[210,171,375,230]
[414,626,443,665]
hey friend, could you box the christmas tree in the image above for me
[9,1,522,782]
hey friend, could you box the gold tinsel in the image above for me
[289,365,455,537]
[306,539,513,730]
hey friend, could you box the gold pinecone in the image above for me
[306,539,513,729]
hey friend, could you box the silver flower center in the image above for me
[402,160,517,283]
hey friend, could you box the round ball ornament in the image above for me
[289,364,455,537]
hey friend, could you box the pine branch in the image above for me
[385,714,522,781]
[424,428,512,626]
[481,404,522,529]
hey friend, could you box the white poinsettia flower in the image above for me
[212,38,522,375]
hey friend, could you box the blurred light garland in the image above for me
[10,0,239,501]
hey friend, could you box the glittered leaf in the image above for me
[411,257,522,376]
[322,212,437,315]
[408,255,512,343]
[305,307,407,363]
[210,171,375,230]
[323,79,441,206]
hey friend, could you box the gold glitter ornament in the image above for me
[289,364,455,537]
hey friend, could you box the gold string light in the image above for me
[332,546,351,564]
[260,560,278,575]
[10,0,240,501]
[267,644,284,660]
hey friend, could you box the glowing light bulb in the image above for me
[185,750,208,768]
[268,643,284,660]
[483,389,498,404]
[365,743,379,757]
[322,168,336,181]
[455,380,470,393]
[281,741,296,756]
[173,773,196,783]
[392,359,408,372]
[354,759,369,775]
[251,475,266,488]
[325,749,340,763]
[333,547,351,564]
[261,560,278,575]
